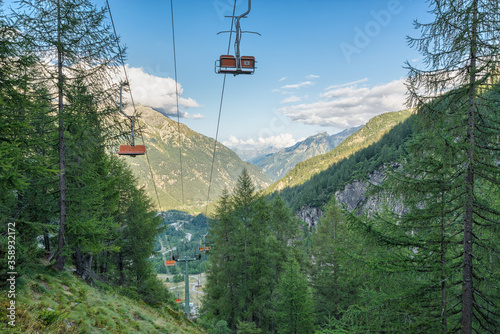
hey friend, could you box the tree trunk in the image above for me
[441,192,447,334]
[75,246,93,280]
[54,0,67,271]
[461,1,478,332]
[43,232,50,252]
[119,252,125,286]
[461,2,478,333]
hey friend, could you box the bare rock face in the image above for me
[296,206,323,230]
[335,163,404,217]
[296,163,404,227]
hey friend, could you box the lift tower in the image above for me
[174,254,201,317]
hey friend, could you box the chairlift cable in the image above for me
[106,0,162,210]
[203,0,238,223]
[170,0,185,207]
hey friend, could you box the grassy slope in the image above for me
[0,263,204,334]
[266,109,414,194]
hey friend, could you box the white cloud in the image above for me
[280,95,302,104]
[325,78,368,90]
[278,78,407,128]
[281,81,313,90]
[223,133,297,150]
[278,76,288,82]
[120,66,202,118]
[306,74,320,79]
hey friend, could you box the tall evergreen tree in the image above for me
[274,259,314,334]
[15,0,122,270]
[232,168,256,322]
[311,198,343,322]
[204,188,241,331]
[401,1,500,331]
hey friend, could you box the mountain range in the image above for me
[120,105,272,213]
[248,127,362,181]
[121,106,413,214]
[266,109,414,194]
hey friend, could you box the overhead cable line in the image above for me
[204,0,238,221]
[105,0,162,210]
[170,0,185,207]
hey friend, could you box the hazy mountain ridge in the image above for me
[122,105,272,213]
[249,127,362,181]
[266,109,414,194]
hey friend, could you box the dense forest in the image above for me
[0,0,178,330]
[2,0,500,333]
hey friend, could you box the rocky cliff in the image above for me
[296,163,404,228]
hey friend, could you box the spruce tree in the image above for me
[204,188,241,330]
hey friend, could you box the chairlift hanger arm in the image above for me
[237,0,251,20]
[119,81,132,122]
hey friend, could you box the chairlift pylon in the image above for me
[116,82,146,157]
[215,0,260,75]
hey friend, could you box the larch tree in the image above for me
[405,0,500,332]
[14,0,122,270]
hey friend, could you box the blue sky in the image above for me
[4,0,432,152]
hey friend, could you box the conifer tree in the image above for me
[14,0,121,270]
[274,259,314,334]
[311,198,343,322]
[232,168,256,321]
[401,1,500,332]
[204,188,241,330]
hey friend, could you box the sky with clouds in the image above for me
[2,0,432,152]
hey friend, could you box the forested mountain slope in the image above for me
[273,114,415,210]
[266,109,413,196]
[122,105,272,213]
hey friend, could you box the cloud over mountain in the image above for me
[121,66,202,119]
[278,79,407,128]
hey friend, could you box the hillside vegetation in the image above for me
[267,109,413,194]
[0,263,204,333]
[274,114,415,210]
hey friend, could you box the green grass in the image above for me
[0,262,205,334]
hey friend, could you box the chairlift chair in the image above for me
[116,82,146,157]
[215,0,259,76]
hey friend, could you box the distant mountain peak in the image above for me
[250,126,362,181]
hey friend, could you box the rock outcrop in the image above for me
[296,163,404,226]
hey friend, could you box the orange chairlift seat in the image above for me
[215,0,259,76]
[116,144,146,156]
[175,299,182,303]
[216,55,255,75]
[117,81,146,157]
[199,246,210,252]
[165,260,176,266]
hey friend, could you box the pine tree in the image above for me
[404,1,500,332]
[204,188,241,330]
[232,168,256,322]
[0,1,57,281]
[311,198,342,322]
